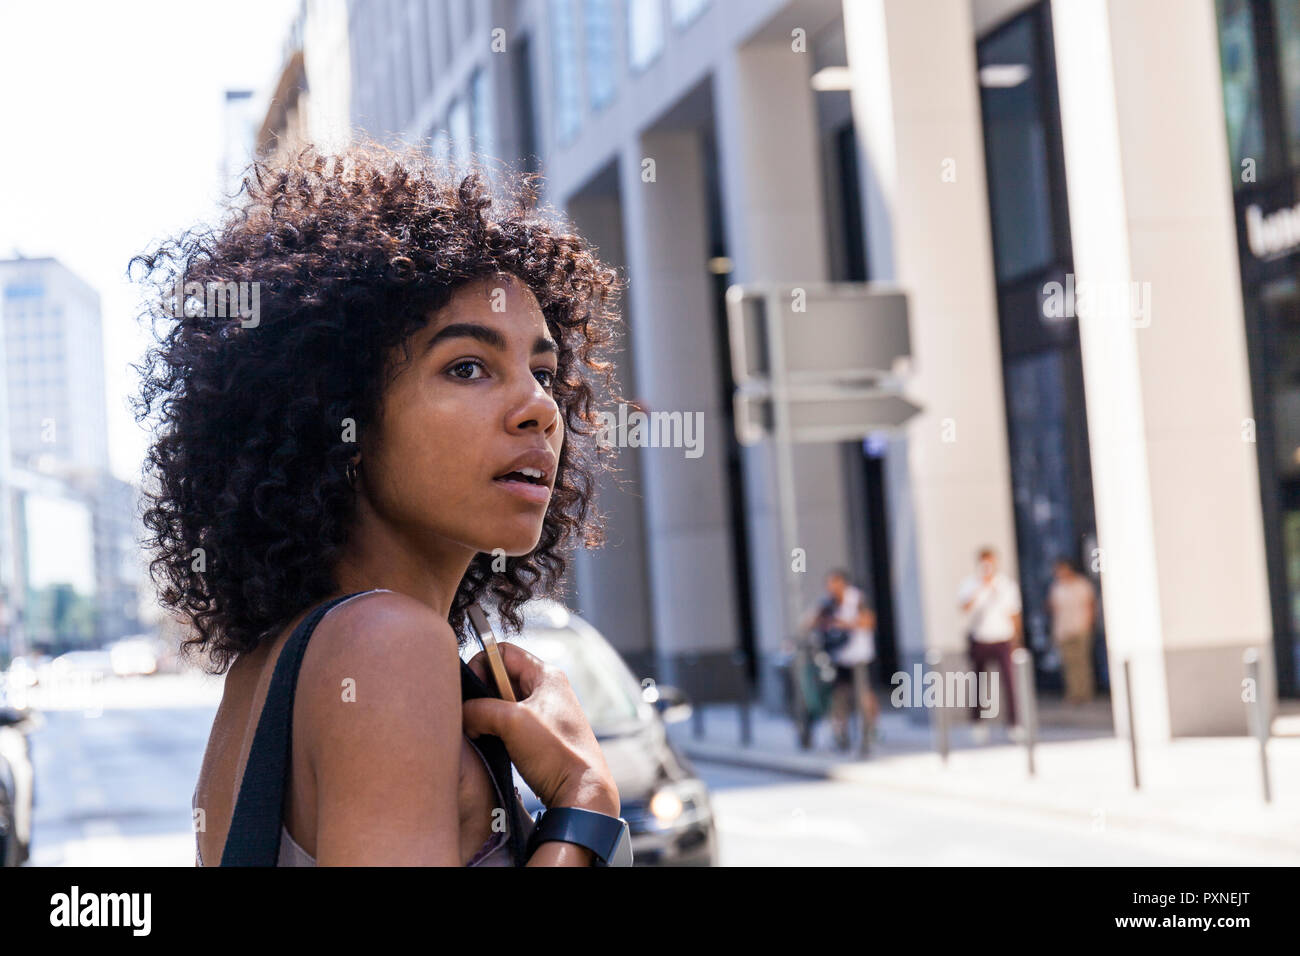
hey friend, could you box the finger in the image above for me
[461,697,515,740]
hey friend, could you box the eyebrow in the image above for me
[423,322,558,358]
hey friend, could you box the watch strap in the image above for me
[526,807,632,866]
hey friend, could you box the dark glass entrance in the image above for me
[976,2,1107,695]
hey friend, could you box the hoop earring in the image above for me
[346,459,359,488]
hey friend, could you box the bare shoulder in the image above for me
[296,591,463,750]
[305,590,459,668]
[292,590,464,864]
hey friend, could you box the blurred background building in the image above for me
[233,0,1300,745]
[0,256,148,658]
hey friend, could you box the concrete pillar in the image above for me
[842,1,1019,674]
[713,41,856,709]
[563,185,657,679]
[1051,0,1273,738]
[617,131,744,700]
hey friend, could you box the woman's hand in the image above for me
[461,641,619,817]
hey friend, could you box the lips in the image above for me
[492,448,556,487]
[492,448,557,505]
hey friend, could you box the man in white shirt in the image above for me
[804,569,879,754]
[957,547,1023,730]
[1048,558,1097,704]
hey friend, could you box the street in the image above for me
[24,673,219,867]
[18,672,1293,867]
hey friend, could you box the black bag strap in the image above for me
[459,652,531,866]
[220,590,529,866]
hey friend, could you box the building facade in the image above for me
[0,257,144,654]
[0,257,108,473]
[289,0,1290,740]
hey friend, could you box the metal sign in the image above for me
[726,282,911,388]
[725,282,921,444]
[734,384,923,446]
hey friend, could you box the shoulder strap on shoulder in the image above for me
[219,591,374,866]
[460,660,531,866]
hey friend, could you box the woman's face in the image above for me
[360,273,563,559]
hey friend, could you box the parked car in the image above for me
[108,638,160,677]
[0,699,36,866]
[481,600,718,866]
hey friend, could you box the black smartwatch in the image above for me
[525,807,633,867]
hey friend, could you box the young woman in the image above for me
[132,143,625,865]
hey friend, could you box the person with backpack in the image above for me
[807,569,880,754]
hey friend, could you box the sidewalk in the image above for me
[666,699,1300,858]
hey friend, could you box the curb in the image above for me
[679,740,839,779]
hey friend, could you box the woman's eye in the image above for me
[448,359,486,380]
[535,368,557,389]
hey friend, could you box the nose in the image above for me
[508,373,561,437]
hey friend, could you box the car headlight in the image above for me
[648,779,709,826]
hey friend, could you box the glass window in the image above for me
[549,0,582,144]
[670,0,709,28]
[470,68,494,163]
[514,35,540,173]
[585,0,616,110]
[1217,0,1270,185]
[627,0,664,73]
[978,16,1055,282]
[448,96,471,169]
[1274,0,1300,169]
[1005,351,1077,656]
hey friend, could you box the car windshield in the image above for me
[514,626,648,735]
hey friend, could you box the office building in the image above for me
[288,0,1289,740]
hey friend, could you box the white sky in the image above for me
[0,0,301,485]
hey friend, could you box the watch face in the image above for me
[608,822,633,867]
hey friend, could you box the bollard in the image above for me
[734,651,752,748]
[853,661,871,758]
[686,659,705,740]
[925,648,949,764]
[1011,648,1037,777]
[1123,658,1140,790]
[1243,649,1272,804]
[793,641,813,750]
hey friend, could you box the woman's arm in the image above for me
[302,594,464,865]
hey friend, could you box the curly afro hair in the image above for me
[130,142,625,675]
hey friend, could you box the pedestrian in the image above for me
[1047,557,1097,705]
[805,569,880,754]
[957,547,1023,741]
